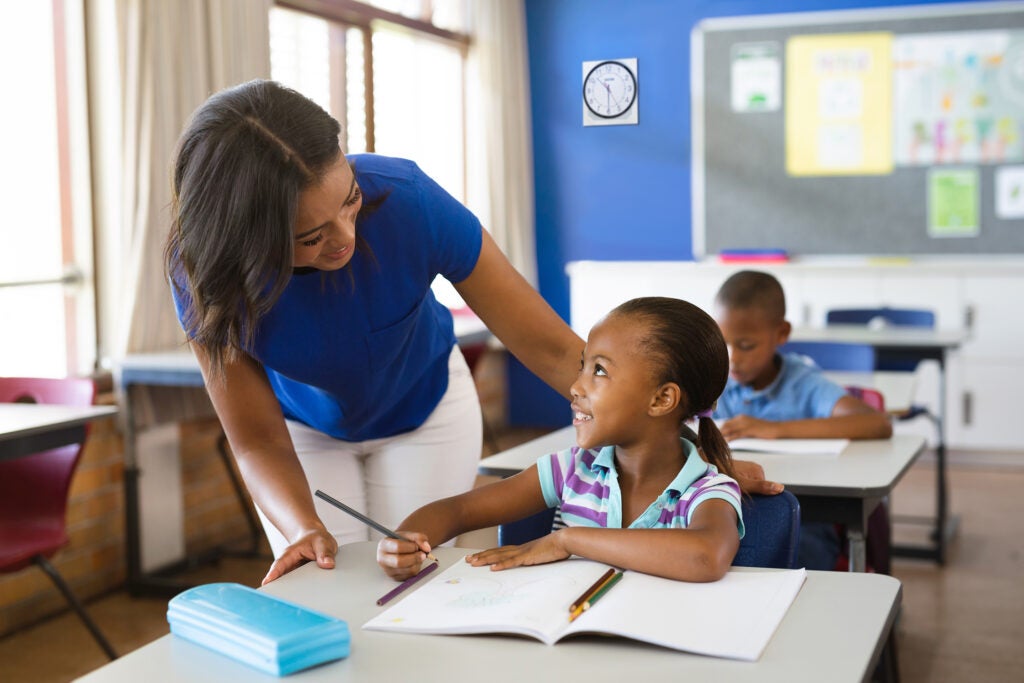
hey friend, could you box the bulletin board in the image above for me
[691,1,1024,256]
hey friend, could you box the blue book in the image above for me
[167,582,350,676]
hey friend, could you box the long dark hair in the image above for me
[610,297,734,478]
[165,79,345,375]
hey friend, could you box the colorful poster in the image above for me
[893,31,1024,166]
[928,168,980,237]
[786,32,894,176]
[731,42,781,112]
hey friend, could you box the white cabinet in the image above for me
[566,259,1024,452]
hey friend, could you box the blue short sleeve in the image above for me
[406,162,482,284]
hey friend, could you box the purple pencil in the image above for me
[376,561,439,606]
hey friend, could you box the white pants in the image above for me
[255,346,483,557]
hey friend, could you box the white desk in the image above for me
[793,325,966,565]
[75,541,901,683]
[114,313,492,596]
[0,404,118,461]
[479,427,925,573]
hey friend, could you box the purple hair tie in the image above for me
[695,408,714,419]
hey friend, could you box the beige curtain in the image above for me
[466,0,537,287]
[86,0,269,428]
[90,0,271,365]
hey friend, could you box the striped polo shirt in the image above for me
[536,439,745,537]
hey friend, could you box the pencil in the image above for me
[569,570,623,622]
[376,560,439,606]
[314,489,437,561]
[568,567,616,613]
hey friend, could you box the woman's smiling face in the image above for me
[292,154,363,270]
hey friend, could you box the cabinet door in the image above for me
[961,276,1024,360]
[790,272,883,326]
[949,360,1024,450]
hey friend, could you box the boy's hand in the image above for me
[731,459,784,495]
[464,533,570,571]
[719,415,784,440]
[376,532,433,581]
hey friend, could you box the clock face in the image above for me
[583,61,637,119]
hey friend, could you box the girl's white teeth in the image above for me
[575,412,591,421]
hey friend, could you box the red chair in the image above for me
[0,377,117,659]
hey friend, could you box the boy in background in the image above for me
[712,270,892,570]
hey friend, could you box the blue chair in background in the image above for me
[826,307,936,373]
[780,341,876,372]
[497,490,802,570]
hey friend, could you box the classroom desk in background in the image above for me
[0,404,119,461]
[114,313,492,597]
[74,541,901,683]
[793,324,966,566]
[478,427,925,573]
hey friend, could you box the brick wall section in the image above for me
[0,396,253,637]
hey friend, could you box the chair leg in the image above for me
[35,556,117,660]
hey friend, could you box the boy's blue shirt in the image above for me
[714,352,847,421]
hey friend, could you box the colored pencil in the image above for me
[567,567,616,613]
[569,570,624,622]
[376,560,439,606]
[314,489,437,561]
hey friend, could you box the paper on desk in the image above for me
[728,438,850,456]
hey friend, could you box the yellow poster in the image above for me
[786,32,893,176]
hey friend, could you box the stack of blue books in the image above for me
[167,582,350,676]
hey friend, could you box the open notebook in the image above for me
[728,437,850,456]
[364,557,806,662]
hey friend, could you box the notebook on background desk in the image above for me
[728,438,850,457]
[364,556,806,661]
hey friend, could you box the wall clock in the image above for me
[582,58,638,126]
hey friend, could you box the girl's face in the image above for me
[292,154,363,270]
[569,314,665,451]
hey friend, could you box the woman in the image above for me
[166,80,777,585]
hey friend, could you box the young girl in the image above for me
[377,297,744,583]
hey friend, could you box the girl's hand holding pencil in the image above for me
[376,531,437,581]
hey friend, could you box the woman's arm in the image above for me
[191,343,337,584]
[377,466,550,580]
[467,499,740,582]
[454,230,584,397]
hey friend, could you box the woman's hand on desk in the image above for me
[261,527,338,585]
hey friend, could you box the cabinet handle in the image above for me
[964,304,975,332]
[962,391,973,426]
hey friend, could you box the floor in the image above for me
[1,435,1022,683]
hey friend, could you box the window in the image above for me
[270,0,470,203]
[0,0,93,378]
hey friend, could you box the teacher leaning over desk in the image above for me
[165,79,781,586]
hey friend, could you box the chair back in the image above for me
[497,490,801,570]
[732,491,802,569]
[0,377,97,570]
[780,341,876,372]
[845,385,885,412]
[826,307,935,329]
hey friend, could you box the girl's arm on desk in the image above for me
[466,500,739,583]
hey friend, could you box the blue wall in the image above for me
[511,0,966,426]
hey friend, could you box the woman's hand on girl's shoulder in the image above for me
[731,459,784,495]
[261,528,338,585]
